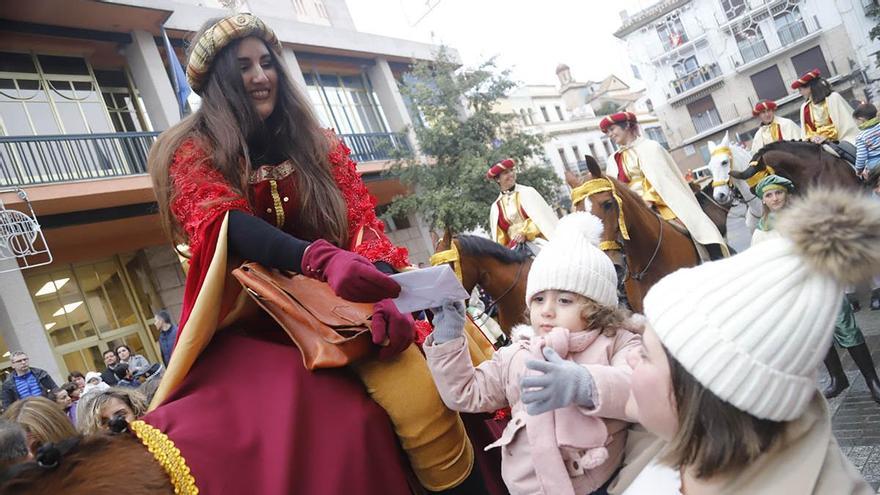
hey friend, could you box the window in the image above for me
[555,106,564,121]
[735,26,768,64]
[721,0,747,20]
[528,108,536,124]
[631,64,641,80]
[571,145,581,163]
[540,106,550,122]
[557,148,569,168]
[646,99,654,112]
[750,65,787,101]
[0,52,117,136]
[775,7,807,46]
[644,127,669,149]
[686,95,722,134]
[304,72,389,135]
[673,56,699,78]
[656,13,688,51]
[791,46,830,81]
[95,69,151,132]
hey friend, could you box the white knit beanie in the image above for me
[643,189,880,421]
[526,212,618,307]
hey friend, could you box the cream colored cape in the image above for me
[489,184,558,243]
[750,116,802,154]
[799,92,859,145]
[607,137,727,250]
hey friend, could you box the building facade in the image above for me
[497,66,663,183]
[615,0,880,170]
[0,0,444,385]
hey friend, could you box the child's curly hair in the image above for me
[580,297,631,337]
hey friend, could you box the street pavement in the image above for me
[726,204,880,490]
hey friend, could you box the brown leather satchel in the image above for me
[231,262,376,370]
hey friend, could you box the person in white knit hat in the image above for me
[608,188,877,495]
[423,212,642,495]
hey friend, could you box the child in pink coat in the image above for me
[425,213,641,495]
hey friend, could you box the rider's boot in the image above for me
[847,343,880,404]
[822,345,850,399]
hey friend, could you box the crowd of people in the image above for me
[1,12,879,495]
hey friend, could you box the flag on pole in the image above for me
[162,27,191,117]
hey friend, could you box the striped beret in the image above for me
[186,13,283,94]
[791,68,821,90]
[599,112,638,133]
[487,158,515,179]
[752,100,778,116]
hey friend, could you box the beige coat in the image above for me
[750,116,802,154]
[489,184,558,245]
[608,393,872,495]
[799,92,859,145]
[606,137,727,251]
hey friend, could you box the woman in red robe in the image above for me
[140,14,467,495]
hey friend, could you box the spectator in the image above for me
[80,372,109,399]
[79,388,148,435]
[154,310,178,367]
[113,363,139,389]
[66,371,85,394]
[0,419,29,471]
[853,102,880,179]
[115,345,150,377]
[100,349,119,386]
[2,397,76,456]
[48,387,76,425]
[61,382,80,402]
[1,352,57,410]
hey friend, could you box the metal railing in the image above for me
[671,63,722,95]
[738,36,770,64]
[691,109,723,134]
[338,132,412,163]
[0,132,160,187]
[777,19,809,46]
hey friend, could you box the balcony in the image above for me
[339,132,412,163]
[671,63,722,95]
[0,131,413,188]
[777,19,809,46]
[738,36,770,64]
[691,108,723,135]
[730,15,822,73]
[0,132,159,187]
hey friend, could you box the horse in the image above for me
[569,157,700,313]
[432,230,531,334]
[705,133,764,231]
[730,140,860,193]
[691,180,729,239]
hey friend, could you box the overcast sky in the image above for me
[347,0,660,88]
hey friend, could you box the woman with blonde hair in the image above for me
[2,397,76,456]
[77,388,148,435]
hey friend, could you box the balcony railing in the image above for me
[0,132,159,187]
[738,36,770,64]
[671,63,722,95]
[339,132,411,163]
[777,19,808,46]
[691,109,723,134]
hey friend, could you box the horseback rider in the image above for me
[488,158,558,253]
[750,100,800,154]
[750,175,880,405]
[601,112,728,259]
[792,68,859,162]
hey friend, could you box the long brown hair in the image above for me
[149,19,349,247]
[2,397,77,454]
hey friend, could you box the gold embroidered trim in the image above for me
[248,161,295,183]
[269,179,285,228]
[130,420,199,495]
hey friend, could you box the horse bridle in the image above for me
[709,146,763,220]
[570,177,662,282]
[429,238,528,315]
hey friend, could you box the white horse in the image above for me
[706,133,762,231]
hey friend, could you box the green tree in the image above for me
[387,47,561,234]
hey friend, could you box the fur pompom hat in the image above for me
[643,189,880,421]
[526,212,618,307]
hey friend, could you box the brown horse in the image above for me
[570,157,700,313]
[433,231,531,334]
[692,181,729,239]
[731,140,860,192]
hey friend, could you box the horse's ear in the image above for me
[721,132,730,146]
[708,140,716,151]
[564,169,582,188]
[585,155,603,179]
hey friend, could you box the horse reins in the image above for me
[710,146,763,220]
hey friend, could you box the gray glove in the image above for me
[521,347,595,415]
[430,301,466,344]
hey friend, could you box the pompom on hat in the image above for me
[643,189,880,421]
[791,68,821,90]
[599,112,638,133]
[487,158,515,180]
[526,212,618,307]
[752,100,778,116]
[186,13,283,94]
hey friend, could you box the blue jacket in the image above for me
[1,367,57,410]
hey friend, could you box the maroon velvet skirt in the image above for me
[143,323,413,495]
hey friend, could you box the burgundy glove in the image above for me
[371,299,415,360]
[301,239,401,303]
